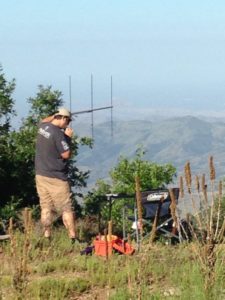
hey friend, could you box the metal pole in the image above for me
[91,74,94,139]
[69,75,72,113]
[111,76,113,137]
[134,208,140,251]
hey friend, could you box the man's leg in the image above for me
[36,175,54,239]
[51,178,79,242]
[41,208,53,238]
[62,211,76,238]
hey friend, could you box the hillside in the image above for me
[75,116,225,188]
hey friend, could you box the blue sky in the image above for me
[1,0,225,122]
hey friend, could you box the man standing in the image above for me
[35,107,78,243]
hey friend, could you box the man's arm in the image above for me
[41,115,55,123]
[60,127,73,160]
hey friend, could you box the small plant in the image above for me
[9,208,33,299]
[177,156,225,297]
[0,197,22,228]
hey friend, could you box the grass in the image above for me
[1,157,225,299]
[27,276,91,299]
[1,227,225,300]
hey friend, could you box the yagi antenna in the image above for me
[69,75,72,120]
[70,75,114,139]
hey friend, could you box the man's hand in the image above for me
[64,127,73,138]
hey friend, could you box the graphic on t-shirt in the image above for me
[61,140,69,151]
[38,127,50,139]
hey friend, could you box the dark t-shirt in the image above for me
[35,122,71,180]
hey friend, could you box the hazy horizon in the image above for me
[2,1,225,123]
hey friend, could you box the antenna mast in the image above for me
[69,75,72,118]
[70,75,114,139]
[91,74,94,138]
[111,75,113,137]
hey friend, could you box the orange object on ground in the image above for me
[94,238,135,256]
[111,239,135,255]
[94,240,114,256]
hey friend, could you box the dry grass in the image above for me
[176,156,225,296]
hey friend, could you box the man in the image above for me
[35,107,78,243]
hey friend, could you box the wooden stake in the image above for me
[135,176,143,236]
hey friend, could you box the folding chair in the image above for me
[130,188,183,244]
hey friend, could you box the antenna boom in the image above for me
[72,105,113,116]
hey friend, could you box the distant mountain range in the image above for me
[75,116,225,189]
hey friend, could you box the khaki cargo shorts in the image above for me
[35,175,73,214]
